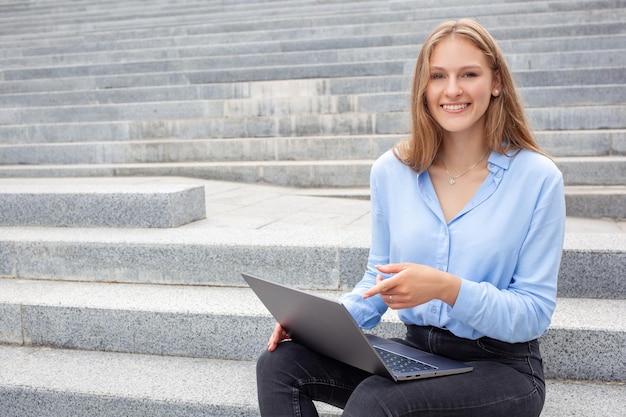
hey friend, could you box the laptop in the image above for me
[242,273,473,382]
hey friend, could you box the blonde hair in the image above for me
[394,19,542,172]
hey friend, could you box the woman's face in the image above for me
[425,36,499,138]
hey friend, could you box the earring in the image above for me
[494,89,500,96]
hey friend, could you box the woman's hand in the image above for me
[267,322,290,352]
[362,263,461,309]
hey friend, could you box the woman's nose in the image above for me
[445,80,462,97]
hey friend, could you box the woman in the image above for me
[257,18,565,417]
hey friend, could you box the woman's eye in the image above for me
[462,72,477,78]
[431,73,445,80]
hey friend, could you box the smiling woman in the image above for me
[256,18,566,417]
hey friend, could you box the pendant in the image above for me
[449,178,456,185]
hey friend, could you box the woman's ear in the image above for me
[492,70,502,97]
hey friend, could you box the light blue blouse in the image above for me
[339,149,566,343]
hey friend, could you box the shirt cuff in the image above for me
[339,292,384,330]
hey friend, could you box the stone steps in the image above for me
[2,34,624,79]
[0,156,623,187]
[0,63,623,95]
[1,40,623,73]
[0,85,624,125]
[0,174,623,220]
[0,1,621,47]
[0,180,623,298]
[0,278,624,382]
[1,130,623,161]
[0,345,623,417]
[0,103,623,142]
[0,76,624,109]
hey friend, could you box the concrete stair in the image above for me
[0,0,624,415]
[0,177,206,227]
[1,177,625,416]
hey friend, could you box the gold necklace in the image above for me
[439,149,489,185]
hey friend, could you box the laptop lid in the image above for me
[242,273,473,381]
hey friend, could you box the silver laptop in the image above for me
[243,273,473,382]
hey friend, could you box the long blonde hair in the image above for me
[394,19,542,172]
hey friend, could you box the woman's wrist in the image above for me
[439,272,462,307]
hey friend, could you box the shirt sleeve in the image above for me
[448,163,566,343]
[339,154,391,329]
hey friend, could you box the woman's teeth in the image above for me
[443,104,468,110]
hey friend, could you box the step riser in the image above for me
[3,11,623,61]
[1,131,624,163]
[2,44,623,75]
[565,194,626,219]
[1,242,623,298]
[0,86,624,124]
[1,2,621,43]
[1,65,625,96]
[0,108,624,146]
[0,159,622,187]
[1,82,624,110]
[4,32,624,77]
[3,8,624,55]
[558,158,626,186]
[3,48,624,81]
[0,184,206,228]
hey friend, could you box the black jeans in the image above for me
[256,325,545,416]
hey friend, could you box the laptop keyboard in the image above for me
[374,346,437,373]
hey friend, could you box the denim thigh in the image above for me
[257,341,372,417]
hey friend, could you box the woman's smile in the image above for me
[442,103,470,112]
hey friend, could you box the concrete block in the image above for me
[0,178,206,228]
